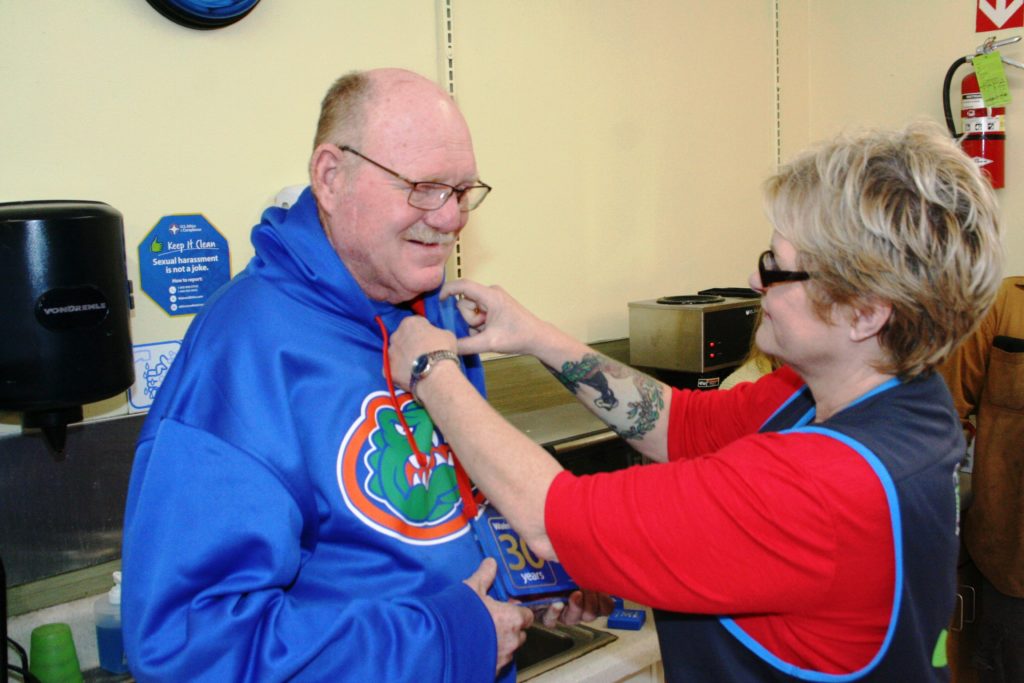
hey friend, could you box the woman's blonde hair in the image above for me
[764,120,1003,378]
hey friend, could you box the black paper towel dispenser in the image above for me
[0,200,134,455]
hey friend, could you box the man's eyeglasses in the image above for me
[758,250,811,288]
[336,145,492,212]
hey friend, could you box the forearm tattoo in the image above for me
[618,376,664,440]
[555,354,619,409]
[553,354,664,440]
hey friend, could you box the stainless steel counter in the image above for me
[504,402,612,448]
[529,605,661,683]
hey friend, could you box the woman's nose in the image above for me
[749,270,765,294]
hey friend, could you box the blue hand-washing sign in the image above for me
[138,214,230,316]
[129,340,182,413]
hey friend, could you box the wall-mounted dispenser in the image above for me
[0,200,134,456]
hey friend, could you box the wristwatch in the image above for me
[409,350,460,398]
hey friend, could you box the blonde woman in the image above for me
[391,121,1002,682]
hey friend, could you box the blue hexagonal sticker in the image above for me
[138,214,231,316]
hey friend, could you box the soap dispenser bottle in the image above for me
[94,570,129,674]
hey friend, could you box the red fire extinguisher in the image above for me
[959,71,1006,188]
[943,36,1022,189]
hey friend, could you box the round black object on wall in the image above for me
[145,0,261,30]
[0,201,134,454]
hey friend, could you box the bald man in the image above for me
[123,69,558,682]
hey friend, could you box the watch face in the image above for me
[412,354,430,378]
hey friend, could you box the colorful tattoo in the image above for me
[555,354,618,409]
[617,375,664,441]
[554,354,664,440]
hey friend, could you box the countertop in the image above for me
[504,402,612,449]
[529,605,661,683]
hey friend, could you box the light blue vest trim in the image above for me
[759,384,812,427]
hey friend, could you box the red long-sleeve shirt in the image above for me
[546,367,895,674]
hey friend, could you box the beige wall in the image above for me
[452,2,777,342]
[1,1,1021,430]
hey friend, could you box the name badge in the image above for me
[472,506,577,607]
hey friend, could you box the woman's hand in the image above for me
[442,279,551,357]
[537,590,616,628]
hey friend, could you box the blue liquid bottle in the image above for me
[94,571,129,674]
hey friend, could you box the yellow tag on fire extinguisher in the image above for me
[972,51,1012,108]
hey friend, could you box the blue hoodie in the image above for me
[122,188,510,682]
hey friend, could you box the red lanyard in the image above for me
[375,306,480,521]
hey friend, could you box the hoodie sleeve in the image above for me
[122,419,498,683]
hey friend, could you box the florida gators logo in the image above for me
[336,391,470,545]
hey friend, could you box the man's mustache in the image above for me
[404,226,456,245]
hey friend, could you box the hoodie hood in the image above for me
[248,186,439,334]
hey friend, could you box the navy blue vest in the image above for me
[655,373,961,681]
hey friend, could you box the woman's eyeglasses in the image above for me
[758,250,811,288]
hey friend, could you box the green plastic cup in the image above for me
[28,622,84,683]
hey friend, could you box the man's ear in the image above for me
[310,143,345,203]
[848,298,893,342]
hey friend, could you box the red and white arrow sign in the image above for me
[977,0,1024,31]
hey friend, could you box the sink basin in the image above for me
[515,623,618,681]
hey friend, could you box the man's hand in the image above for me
[464,558,535,674]
[441,280,551,357]
[388,316,458,391]
[536,590,616,628]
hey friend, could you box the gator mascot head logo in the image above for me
[337,391,470,544]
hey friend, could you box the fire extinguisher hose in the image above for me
[943,55,970,139]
